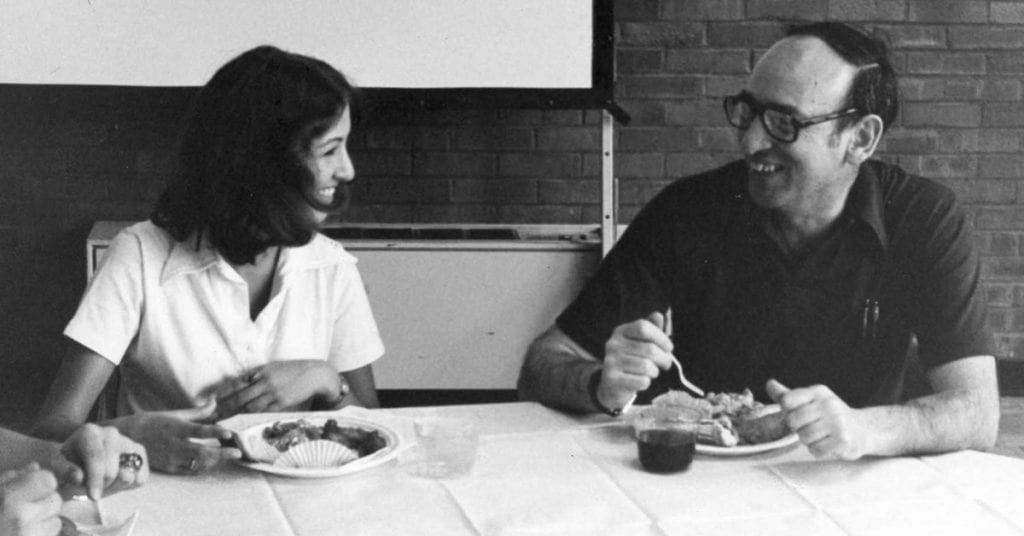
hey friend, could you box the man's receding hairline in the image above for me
[760,35,861,84]
[778,34,881,70]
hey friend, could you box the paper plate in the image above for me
[696,433,800,456]
[58,512,138,536]
[625,404,799,457]
[234,416,400,478]
[273,439,359,469]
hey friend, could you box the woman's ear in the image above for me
[845,114,884,166]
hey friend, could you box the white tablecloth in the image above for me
[97,403,1024,536]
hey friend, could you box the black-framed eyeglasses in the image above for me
[723,92,860,143]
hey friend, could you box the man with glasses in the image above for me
[518,22,998,460]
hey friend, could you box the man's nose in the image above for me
[739,115,773,155]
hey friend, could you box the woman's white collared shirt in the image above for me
[65,221,385,415]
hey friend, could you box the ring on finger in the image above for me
[118,453,144,472]
[248,370,261,383]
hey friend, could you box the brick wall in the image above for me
[0,0,1022,426]
[605,0,1024,365]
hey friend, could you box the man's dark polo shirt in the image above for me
[558,160,991,407]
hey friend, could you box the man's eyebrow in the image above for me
[739,90,800,116]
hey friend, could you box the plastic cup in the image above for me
[631,406,701,474]
[413,417,479,479]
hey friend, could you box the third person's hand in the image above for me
[53,423,149,500]
[0,463,62,536]
[108,400,241,474]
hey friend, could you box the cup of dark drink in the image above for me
[631,406,701,474]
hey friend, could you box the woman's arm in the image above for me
[32,341,115,441]
[216,361,379,416]
[36,342,240,475]
[341,364,379,409]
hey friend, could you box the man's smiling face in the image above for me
[739,36,861,218]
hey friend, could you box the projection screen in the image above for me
[0,0,614,109]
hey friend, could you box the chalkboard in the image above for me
[0,0,615,112]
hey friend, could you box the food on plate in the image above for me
[652,390,715,418]
[262,419,388,457]
[696,416,740,447]
[652,389,791,447]
[733,408,789,445]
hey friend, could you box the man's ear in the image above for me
[845,114,884,166]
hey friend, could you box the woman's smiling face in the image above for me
[302,106,354,224]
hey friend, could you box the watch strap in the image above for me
[588,369,624,417]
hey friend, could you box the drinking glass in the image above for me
[631,406,701,473]
[412,416,479,479]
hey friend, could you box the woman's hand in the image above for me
[51,424,148,501]
[0,463,62,536]
[109,401,242,475]
[214,361,341,418]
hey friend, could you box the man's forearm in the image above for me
[517,334,602,413]
[863,387,999,456]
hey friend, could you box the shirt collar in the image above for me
[723,160,889,252]
[161,232,220,284]
[160,231,357,285]
[843,161,889,252]
[276,232,358,278]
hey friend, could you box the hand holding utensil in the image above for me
[597,310,679,416]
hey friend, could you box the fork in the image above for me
[619,308,703,414]
[663,308,705,397]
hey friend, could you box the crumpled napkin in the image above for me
[59,500,138,536]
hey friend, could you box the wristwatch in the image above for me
[588,370,628,417]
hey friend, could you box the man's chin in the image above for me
[746,179,783,209]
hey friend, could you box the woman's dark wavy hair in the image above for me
[786,22,899,134]
[152,45,356,265]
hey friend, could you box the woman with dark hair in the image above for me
[33,46,384,475]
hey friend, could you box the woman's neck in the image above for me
[230,246,282,320]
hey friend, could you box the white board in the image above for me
[349,245,599,389]
[0,0,593,88]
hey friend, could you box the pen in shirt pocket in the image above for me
[861,298,879,340]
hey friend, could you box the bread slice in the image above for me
[733,408,790,444]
